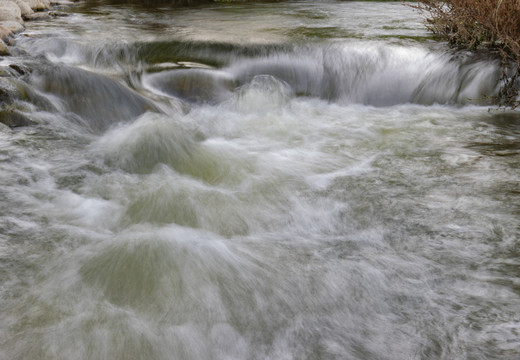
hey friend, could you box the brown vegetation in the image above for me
[413,0,520,108]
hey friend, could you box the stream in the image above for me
[0,1,519,359]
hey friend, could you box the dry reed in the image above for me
[413,0,520,107]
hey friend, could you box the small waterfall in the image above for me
[142,42,503,107]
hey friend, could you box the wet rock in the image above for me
[48,10,67,17]
[0,74,56,113]
[9,63,28,75]
[0,107,34,128]
[0,1,23,24]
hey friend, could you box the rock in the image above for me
[0,66,12,76]
[0,24,12,42]
[48,10,68,17]
[50,0,74,5]
[0,40,9,55]
[0,77,20,103]
[26,0,50,11]
[9,63,28,74]
[12,0,33,17]
[0,1,23,24]
[0,107,34,127]
[1,21,25,33]
[24,11,50,20]
[0,79,34,126]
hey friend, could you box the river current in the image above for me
[1,1,519,359]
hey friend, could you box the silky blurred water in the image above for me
[0,1,519,359]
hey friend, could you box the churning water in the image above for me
[1,1,519,359]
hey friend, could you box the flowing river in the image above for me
[1,1,519,359]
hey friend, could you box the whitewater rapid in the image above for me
[1,1,519,359]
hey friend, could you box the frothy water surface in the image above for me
[1,1,519,359]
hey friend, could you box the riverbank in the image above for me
[0,0,79,128]
[414,0,520,108]
[0,0,76,55]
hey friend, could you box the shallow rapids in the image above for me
[1,1,519,359]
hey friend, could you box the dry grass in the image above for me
[413,0,520,108]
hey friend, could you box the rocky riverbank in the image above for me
[0,0,76,55]
[0,0,78,128]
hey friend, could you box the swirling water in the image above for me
[1,1,519,359]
